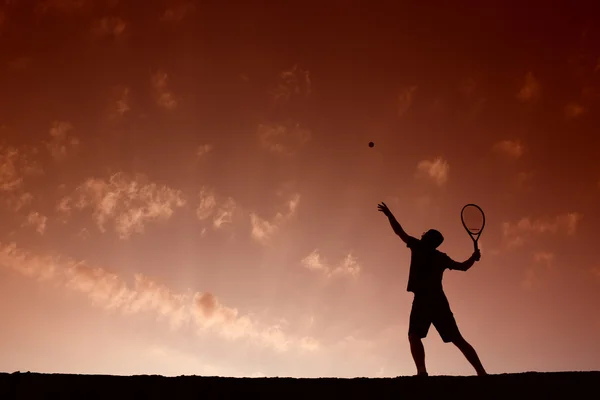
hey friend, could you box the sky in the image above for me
[1,0,599,378]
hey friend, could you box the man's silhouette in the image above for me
[378,202,487,376]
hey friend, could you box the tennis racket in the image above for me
[461,204,485,252]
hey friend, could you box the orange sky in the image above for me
[1,0,599,377]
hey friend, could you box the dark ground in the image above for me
[1,371,599,399]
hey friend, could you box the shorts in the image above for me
[408,291,461,343]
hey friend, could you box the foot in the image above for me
[416,372,429,377]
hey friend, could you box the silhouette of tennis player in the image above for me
[378,202,487,376]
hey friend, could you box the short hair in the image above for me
[426,229,444,248]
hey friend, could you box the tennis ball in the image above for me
[368,142,374,148]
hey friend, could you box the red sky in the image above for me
[1,0,599,377]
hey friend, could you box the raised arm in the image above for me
[377,202,414,244]
[453,250,482,271]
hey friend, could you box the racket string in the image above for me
[462,205,485,234]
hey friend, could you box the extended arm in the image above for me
[378,202,414,244]
[453,250,481,271]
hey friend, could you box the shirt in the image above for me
[406,237,461,294]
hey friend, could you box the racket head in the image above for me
[461,203,485,236]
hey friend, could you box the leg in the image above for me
[452,335,487,376]
[433,293,487,376]
[409,334,428,375]
[408,295,431,376]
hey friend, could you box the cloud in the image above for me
[301,250,361,279]
[92,16,126,38]
[161,1,195,22]
[22,212,47,235]
[196,187,237,229]
[533,251,554,265]
[4,192,34,212]
[270,65,311,105]
[516,171,535,187]
[0,146,42,206]
[522,251,554,289]
[493,139,525,160]
[397,85,417,117]
[212,198,236,229]
[196,187,217,220]
[250,193,300,244]
[415,157,449,186]
[501,212,583,248]
[108,86,130,118]
[0,242,319,353]
[564,102,587,119]
[257,123,311,156]
[151,70,178,110]
[46,121,79,161]
[196,144,213,158]
[517,72,541,102]
[298,336,320,352]
[58,172,186,239]
[0,146,27,192]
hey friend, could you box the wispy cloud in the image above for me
[516,171,535,187]
[564,102,587,119]
[4,192,34,212]
[92,16,126,38]
[161,1,195,22]
[46,121,79,161]
[213,198,236,229]
[397,85,417,117]
[533,251,555,266]
[108,86,130,118]
[196,144,213,158]
[301,250,361,279]
[522,251,555,290]
[517,71,541,102]
[58,172,187,239]
[257,123,311,156]
[0,146,42,192]
[0,146,27,193]
[22,211,47,235]
[250,193,300,244]
[151,70,178,110]
[270,65,311,105]
[493,139,525,160]
[415,157,449,186]
[196,187,237,230]
[502,212,583,248]
[0,242,319,353]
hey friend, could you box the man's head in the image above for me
[421,229,444,249]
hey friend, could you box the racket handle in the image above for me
[474,241,479,252]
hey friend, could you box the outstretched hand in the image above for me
[377,202,393,217]
[473,249,481,262]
